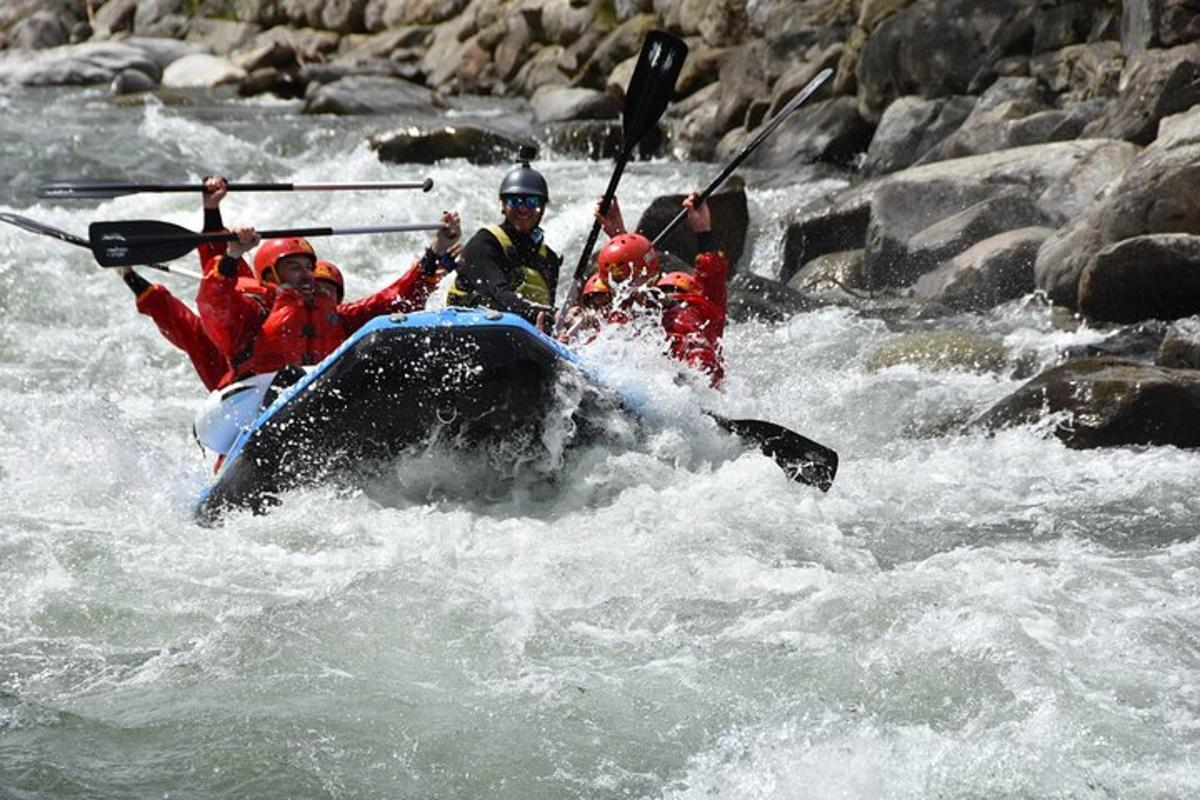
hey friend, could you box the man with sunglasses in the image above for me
[447,152,561,331]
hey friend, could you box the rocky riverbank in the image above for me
[4,0,1200,452]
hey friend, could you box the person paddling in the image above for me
[580,191,729,387]
[447,147,561,331]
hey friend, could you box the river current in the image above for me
[1,87,1198,799]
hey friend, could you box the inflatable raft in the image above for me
[194,308,617,522]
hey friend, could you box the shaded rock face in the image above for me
[1078,234,1200,323]
[633,185,749,270]
[1157,317,1200,369]
[303,74,434,114]
[1083,44,1200,145]
[969,357,1200,450]
[739,96,875,169]
[913,226,1052,311]
[788,249,865,294]
[726,272,821,323]
[1121,0,1200,55]
[863,95,976,176]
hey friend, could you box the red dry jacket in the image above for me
[134,283,228,391]
[660,249,729,387]
[199,258,437,386]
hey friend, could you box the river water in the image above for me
[1,87,1198,799]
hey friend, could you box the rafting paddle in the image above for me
[709,413,838,491]
[650,67,833,248]
[89,219,445,267]
[558,30,688,325]
[0,211,202,279]
[39,178,434,200]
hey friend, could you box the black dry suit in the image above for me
[448,221,561,325]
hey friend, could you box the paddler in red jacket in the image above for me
[198,212,459,388]
[579,192,729,387]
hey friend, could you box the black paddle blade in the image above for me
[0,212,89,247]
[621,30,688,153]
[38,180,144,200]
[711,415,838,492]
[89,219,199,267]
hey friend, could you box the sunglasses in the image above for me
[503,195,544,209]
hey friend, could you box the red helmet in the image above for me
[253,237,316,284]
[582,272,611,296]
[657,270,698,294]
[597,233,660,286]
[313,259,344,301]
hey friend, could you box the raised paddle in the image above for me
[709,413,838,491]
[38,178,434,200]
[89,219,445,267]
[0,211,201,279]
[557,30,688,326]
[650,67,834,248]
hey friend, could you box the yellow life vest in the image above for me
[448,225,552,307]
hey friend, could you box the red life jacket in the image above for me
[662,292,725,387]
[234,286,346,380]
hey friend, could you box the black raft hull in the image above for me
[194,309,610,522]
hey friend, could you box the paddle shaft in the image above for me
[139,222,444,247]
[650,67,833,248]
[38,179,434,199]
[562,155,630,311]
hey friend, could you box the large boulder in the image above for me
[969,357,1200,449]
[186,18,261,56]
[1082,43,1200,145]
[302,74,434,115]
[10,10,68,50]
[713,40,768,134]
[737,96,875,169]
[0,41,161,85]
[1036,108,1200,307]
[863,94,975,176]
[913,226,1052,310]
[530,85,618,124]
[1157,317,1200,369]
[867,186,1051,288]
[633,185,750,270]
[782,139,1138,282]
[161,53,245,87]
[370,125,527,165]
[1077,234,1200,323]
[726,273,821,323]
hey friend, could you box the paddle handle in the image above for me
[561,155,630,316]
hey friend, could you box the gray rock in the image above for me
[872,187,1051,288]
[540,0,594,46]
[575,13,657,90]
[133,0,184,34]
[788,249,866,294]
[161,53,246,87]
[303,74,434,115]
[370,124,527,165]
[864,95,976,176]
[675,37,723,99]
[92,0,137,38]
[126,37,212,71]
[1,42,161,86]
[321,0,369,34]
[913,226,1052,311]
[1121,0,1200,55]
[969,357,1200,450]
[1083,43,1200,145]
[737,96,874,169]
[530,86,618,124]
[1156,317,1200,369]
[513,45,570,96]
[633,185,750,271]
[1078,234,1200,323]
[1029,41,1125,102]
[10,10,67,50]
[714,41,767,135]
[186,18,262,56]
[540,121,629,160]
[110,66,159,95]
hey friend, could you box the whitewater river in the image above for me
[1,87,1198,799]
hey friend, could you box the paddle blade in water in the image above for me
[711,415,839,491]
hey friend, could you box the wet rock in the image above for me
[890,189,1051,288]
[530,86,618,124]
[782,196,870,283]
[727,272,821,323]
[1063,320,1169,362]
[969,357,1200,450]
[110,66,158,95]
[787,249,866,295]
[634,184,750,270]
[1082,44,1200,145]
[867,330,1012,374]
[1,42,161,86]
[540,121,628,160]
[1077,234,1200,323]
[303,74,434,115]
[913,226,1051,311]
[370,125,526,165]
[1156,317,1200,369]
[863,95,975,176]
[1121,0,1200,55]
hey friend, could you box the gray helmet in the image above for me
[499,145,549,200]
